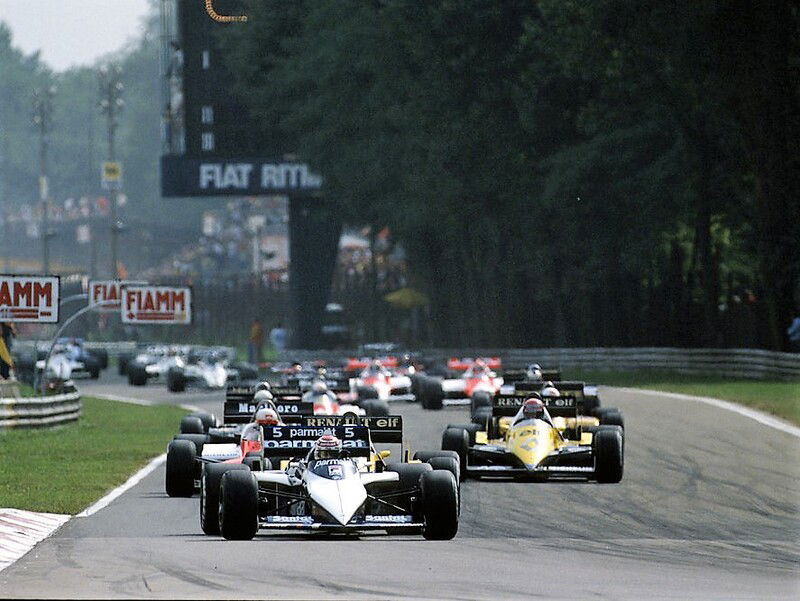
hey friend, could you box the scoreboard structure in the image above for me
[159,0,340,348]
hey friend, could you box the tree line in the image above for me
[219,0,799,350]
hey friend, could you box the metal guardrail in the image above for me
[0,389,81,429]
[277,347,800,380]
[12,341,234,359]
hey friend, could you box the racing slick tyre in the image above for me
[425,455,462,489]
[127,363,147,386]
[386,463,432,491]
[167,367,187,393]
[220,470,259,540]
[188,411,217,432]
[596,408,624,429]
[117,353,132,376]
[584,394,600,414]
[441,427,470,474]
[91,349,109,370]
[84,356,101,379]
[593,426,624,483]
[420,470,459,540]
[356,385,379,401]
[445,422,481,445]
[420,377,444,410]
[180,416,205,434]
[200,463,251,535]
[470,406,492,429]
[174,433,209,458]
[409,374,423,401]
[365,400,390,417]
[470,390,492,414]
[231,362,258,381]
[166,439,196,497]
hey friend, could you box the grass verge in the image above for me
[567,370,800,425]
[0,396,186,514]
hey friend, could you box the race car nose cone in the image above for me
[306,471,367,526]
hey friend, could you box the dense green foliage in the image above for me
[0,396,186,514]
[220,0,799,349]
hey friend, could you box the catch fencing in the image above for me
[0,387,81,429]
[277,347,800,380]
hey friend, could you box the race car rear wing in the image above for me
[223,382,302,423]
[447,357,502,371]
[300,415,403,444]
[492,392,578,418]
[261,424,372,458]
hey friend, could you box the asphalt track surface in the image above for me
[1,375,798,600]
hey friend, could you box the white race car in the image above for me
[347,359,415,402]
[199,418,460,540]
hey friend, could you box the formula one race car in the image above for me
[346,358,415,402]
[13,338,107,384]
[416,357,504,410]
[441,390,624,482]
[202,416,460,540]
[126,345,256,391]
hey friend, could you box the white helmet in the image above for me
[254,407,280,426]
[526,363,543,381]
[541,381,560,398]
[254,389,274,403]
[255,381,272,392]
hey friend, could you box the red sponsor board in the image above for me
[121,285,192,325]
[89,280,146,312]
[0,275,60,323]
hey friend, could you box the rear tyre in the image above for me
[470,390,492,414]
[470,406,492,429]
[174,433,209,457]
[180,415,204,434]
[583,394,600,414]
[167,367,186,393]
[426,455,461,490]
[445,422,481,444]
[386,463,432,490]
[220,470,259,540]
[92,350,109,370]
[409,374,423,401]
[420,470,459,540]
[441,427,470,475]
[593,426,624,483]
[596,408,624,429]
[422,377,444,410]
[127,363,147,386]
[166,440,196,497]
[189,411,217,432]
[356,385,379,401]
[200,463,250,535]
[118,353,131,376]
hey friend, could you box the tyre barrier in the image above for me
[0,387,81,429]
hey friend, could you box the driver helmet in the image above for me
[316,366,327,378]
[521,395,545,421]
[255,381,272,392]
[541,381,560,398]
[253,389,274,405]
[311,380,328,395]
[526,363,543,381]
[254,407,280,426]
[290,361,302,373]
[313,434,343,460]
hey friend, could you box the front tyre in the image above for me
[420,470,459,540]
[219,470,259,540]
[166,440,196,497]
[593,426,624,483]
[200,463,250,535]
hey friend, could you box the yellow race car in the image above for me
[442,392,624,482]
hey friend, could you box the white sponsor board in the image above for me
[0,275,60,323]
[88,280,146,313]
[121,285,191,325]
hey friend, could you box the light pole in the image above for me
[32,85,56,274]
[98,64,124,278]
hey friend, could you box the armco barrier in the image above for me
[0,388,81,429]
[277,347,800,380]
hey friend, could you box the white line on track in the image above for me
[612,386,800,439]
[76,453,167,517]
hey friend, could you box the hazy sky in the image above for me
[0,0,151,71]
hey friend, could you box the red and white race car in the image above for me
[416,357,504,410]
[346,358,415,402]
